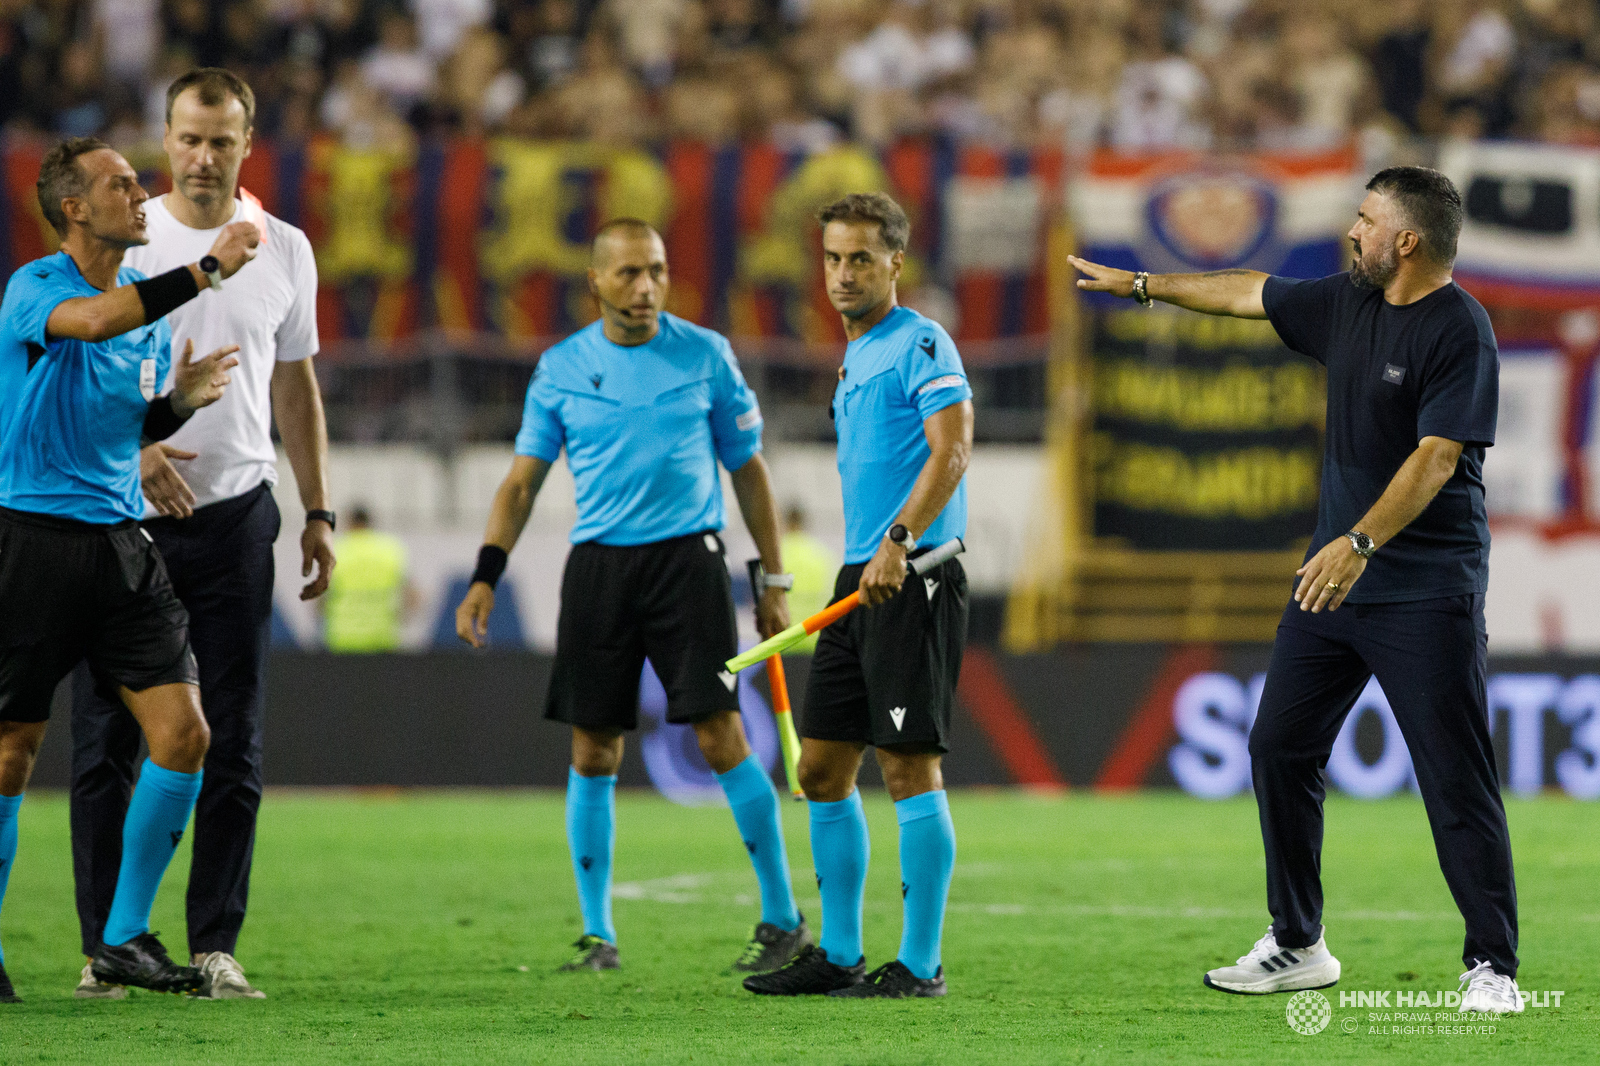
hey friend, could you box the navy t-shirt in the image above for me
[1262,273,1498,603]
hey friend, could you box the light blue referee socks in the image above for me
[809,789,870,966]
[0,792,21,965]
[716,754,800,931]
[895,789,955,979]
[102,760,203,947]
[566,768,617,944]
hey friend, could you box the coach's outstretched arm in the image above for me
[1068,256,1270,320]
[456,455,552,648]
[859,400,973,607]
[729,454,792,639]
[45,221,258,342]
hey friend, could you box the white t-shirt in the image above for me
[122,195,320,512]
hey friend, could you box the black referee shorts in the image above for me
[0,507,198,724]
[802,553,968,752]
[545,531,741,732]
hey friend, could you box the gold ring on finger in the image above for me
[1325,582,1340,592]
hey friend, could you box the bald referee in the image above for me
[456,220,809,974]
[745,193,971,1000]
[70,69,331,1001]
[1072,167,1523,1014]
[0,136,255,1001]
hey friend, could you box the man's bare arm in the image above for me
[1068,256,1269,319]
[457,455,551,647]
[1295,436,1464,613]
[272,357,336,599]
[729,454,791,638]
[1352,436,1464,549]
[858,399,974,607]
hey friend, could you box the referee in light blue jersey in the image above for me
[0,137,256,1001]
[455,219,810,975]
[745,193,972,1000]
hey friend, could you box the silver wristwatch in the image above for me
[1346,531,1376,558]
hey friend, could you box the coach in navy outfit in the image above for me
[1071,167,1524,1014]
[69,69,333,1000]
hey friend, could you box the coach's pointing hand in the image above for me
[171,339,240,417]
[457,582,494,648]
[1067,255,1137,298]
[859,537,909,607]
[207,220,260,278]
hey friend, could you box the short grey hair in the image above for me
[36,137,111,236]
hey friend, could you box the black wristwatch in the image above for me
[888,523,917,552]
[199,255,223,291]
[306,509,336,531]
[1345,530,1375,558]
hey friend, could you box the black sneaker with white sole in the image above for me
[90,932,205,994]
[559,935,619,972]
[0,962,19,1003]
[743,944,865,995]
[732,914,813,973]
[827,960,947,998]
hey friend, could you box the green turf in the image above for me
[0,790,1594,1064]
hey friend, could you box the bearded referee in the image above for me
[0,137,255,1001]
[456,220,809,974]
[744,193,971,1000]
[1072,167,1522,1013]
[68,69,331,1002]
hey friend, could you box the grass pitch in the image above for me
[0,789,1594,1065]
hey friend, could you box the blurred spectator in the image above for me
[6,0,1600,153]
[1110,6,1209,149]
[322,505,418,654]
[363,10,435,116]
[413,0,492,60]
[779,503,836,655]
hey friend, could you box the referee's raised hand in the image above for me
[171,338,240,417]
[206,221,260,278]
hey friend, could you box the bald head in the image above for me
[588,218,669,345]
[591,218,662,269]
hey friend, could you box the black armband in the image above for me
[141,394,191,441]
[471,545,509,589]
[133,266,203,323]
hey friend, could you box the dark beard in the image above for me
[1349,245,1398,289]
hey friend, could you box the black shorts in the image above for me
[545,531,740,732]
[0,507,198,724]
[801,553,968,752]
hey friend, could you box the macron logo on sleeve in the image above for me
[736,407,763,431]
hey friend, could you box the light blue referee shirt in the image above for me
[516,313,764,546]
[832,305,971,564]
[0,251,171,523]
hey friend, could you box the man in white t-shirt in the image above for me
[69,68,335,1001]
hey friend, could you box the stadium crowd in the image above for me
[0,0,1597,156]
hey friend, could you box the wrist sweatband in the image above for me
[471,545,508,589]
[133,266,203,323]
[141,394,190,441]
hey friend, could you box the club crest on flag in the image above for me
[1144,172,1277,269]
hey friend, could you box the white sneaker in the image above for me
[1459,960,1524,1014]
[1204,925,1341,994]
[74,961,128,999]
[190,952,266,999]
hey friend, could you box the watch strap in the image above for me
[199,255,223,291]
[306,508,336,531]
